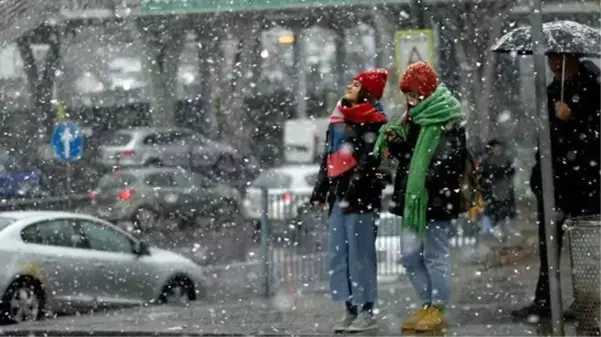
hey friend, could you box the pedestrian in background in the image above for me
[374,61,469,333]
[512,55,600,319]
[310,69,388,333]
[478,139,517,241]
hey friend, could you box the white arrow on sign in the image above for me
[61,127,74,159]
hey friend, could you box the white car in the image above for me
[0,211,207,324]
[243,165,319,223]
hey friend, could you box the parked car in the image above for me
[244,164,394,237]
[96,127,235,169]
[87,167,242,231]
[244,165,318,222]
[0,150,48,199]
[0,211,207,324]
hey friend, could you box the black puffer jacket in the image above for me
[388,120,468,221]
[311,122,387,214]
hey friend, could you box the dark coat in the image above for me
[311,122,387,214]
[530,62,600,217]
[388,120,468,221]
[479,154,517,221]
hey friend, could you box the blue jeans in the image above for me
[328,201,378,305]
[400,220,451,307]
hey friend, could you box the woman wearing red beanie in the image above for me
[310,69,388,333]
[374,61,472,332]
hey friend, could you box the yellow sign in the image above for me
[394,29,436,78]
[57,103,66,121]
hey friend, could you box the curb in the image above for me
[0,331,247,337]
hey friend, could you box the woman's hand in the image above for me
[386,130,403,144]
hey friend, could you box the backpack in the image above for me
[459,150,481,213]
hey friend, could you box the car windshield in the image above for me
[98,173,137,189]
[0,216,15,232]
[103,133,132,146]
[252,170,292,189]
[377,216,401,237]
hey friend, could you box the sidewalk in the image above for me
[1,253,577,337]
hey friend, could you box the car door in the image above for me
[145,172,181,216]
[78,219,151,305]
[157,131,189,167]
[172,170,205,218]
[19,219,96,308]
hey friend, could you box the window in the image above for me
[155,132,185,145]
[98,173,137,189]
[0,217,15,232]
[79,220,133,254]
[145,173,175,187]
[21,219,86,248]
[103,133,132,146]
[192,172,215,189]
[142,134,158,145]
[171,171,193,188]
[252,170,292,189]
[304,173,319,187]
[182,132,205,145]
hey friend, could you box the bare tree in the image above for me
[212,15,262,155]
[135,16,187,127]
[16,26,60,142]
[442,0,517,147]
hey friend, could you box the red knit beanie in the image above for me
[354,69,388,100]
[400,61,438,99]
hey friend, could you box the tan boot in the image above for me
[401,305,429,331]
[415,306,448,332]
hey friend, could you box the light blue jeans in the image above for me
[400,220,451,307]
[328,201,378,305]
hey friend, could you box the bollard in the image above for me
[259,188,270,297]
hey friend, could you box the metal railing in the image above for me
[256,189,479,296]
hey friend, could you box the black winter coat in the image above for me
[530,63,600,217]
[388,120,468,221]
[311,122,387,214]
[479,154,517,221]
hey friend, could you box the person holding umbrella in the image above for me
[492,20,600,320]
[512,52,600,320]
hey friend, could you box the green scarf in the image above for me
[375,84,463,236]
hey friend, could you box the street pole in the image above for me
[529,1,564,335]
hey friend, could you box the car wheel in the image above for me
[0,278,44,324]
[159,276,195,306]
[132,207,158,232]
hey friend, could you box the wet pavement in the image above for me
[0,253,577,336]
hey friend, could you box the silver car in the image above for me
[0,211,207,324]
[97,127,235,168]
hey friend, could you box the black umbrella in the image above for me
[492,20,600,101]
[491,20,601,57]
